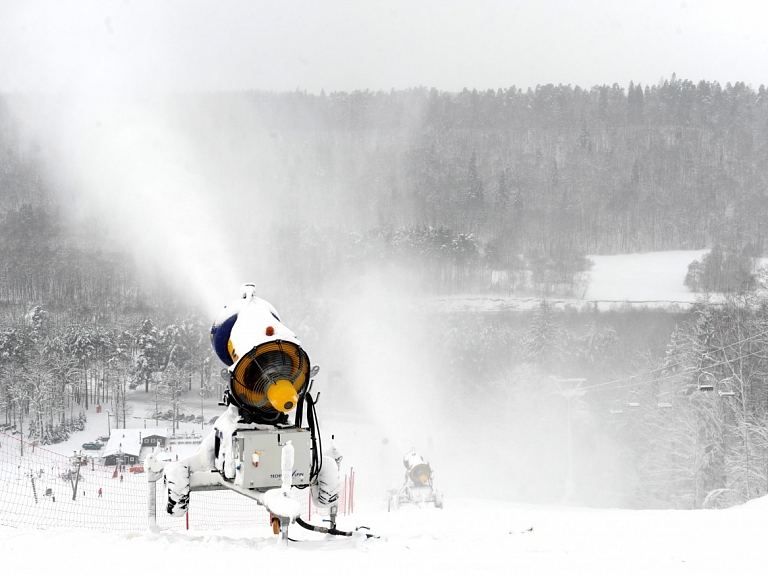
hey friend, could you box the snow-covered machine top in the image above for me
[210,284,311,424]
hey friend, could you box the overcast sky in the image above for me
[1,0,767,94]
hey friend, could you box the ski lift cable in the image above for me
[585,348,766,395]
[589,356,752,395]
[630,326,768,379]
[578,329,768,393]
[589,352,759,391]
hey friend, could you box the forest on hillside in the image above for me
[2,78,768,508]
[177,77,768,260]
[3,76,768,300]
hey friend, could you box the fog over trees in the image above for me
[2,77,768,507]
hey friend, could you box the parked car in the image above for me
[81,442,102,450]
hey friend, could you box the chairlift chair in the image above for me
[717,377,737,397]
[698,372,715,392]
[657,392,673,409]
[609,399,624,415]
[626,391,641,408]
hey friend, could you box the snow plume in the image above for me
[6,92,263,312]
[312,273,632,506]
[313,264,451,498]
[1,3,298,313]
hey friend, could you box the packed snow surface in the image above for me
[2,496,767,574]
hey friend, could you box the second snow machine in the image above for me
[388,450,443,511]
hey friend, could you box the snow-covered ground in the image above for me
[585,250,710,303]
[430,249,712,312]
[2,494,767,574]
[3,366,768,574]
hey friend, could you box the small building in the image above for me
[103,429,142,466]
[140,430,168,448]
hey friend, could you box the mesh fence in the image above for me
[0,432,353,532]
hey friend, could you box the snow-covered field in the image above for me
[585,250,710,303]
[430,249,713,312]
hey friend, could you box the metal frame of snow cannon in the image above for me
[157,451,300,539]
[209,366,336,539]
[387,451,443,511]
[188,360,322,537]
[154,404,377,541]
[147,379,327,540]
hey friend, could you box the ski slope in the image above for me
[2,495,766,574]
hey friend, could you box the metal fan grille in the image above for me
[230,340,309,414]
[408,463,432,485]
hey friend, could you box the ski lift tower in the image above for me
[551,377,586,503]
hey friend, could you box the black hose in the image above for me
[306,393,323,482]
[296,516,350,536]
[294,517,377,538]
[295,392,305,428]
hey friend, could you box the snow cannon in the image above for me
[404,451,432,486]
[150,285,368,542]
[210,283,311,424]
[389,450,443,511]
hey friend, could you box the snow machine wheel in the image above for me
[434,493,443,509]
[271,515,280,535]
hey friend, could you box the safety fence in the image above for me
[0,432,355,532]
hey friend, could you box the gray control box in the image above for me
[232,427,311,490]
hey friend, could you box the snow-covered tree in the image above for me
[523,300,560,365]
[133,319,159,392]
